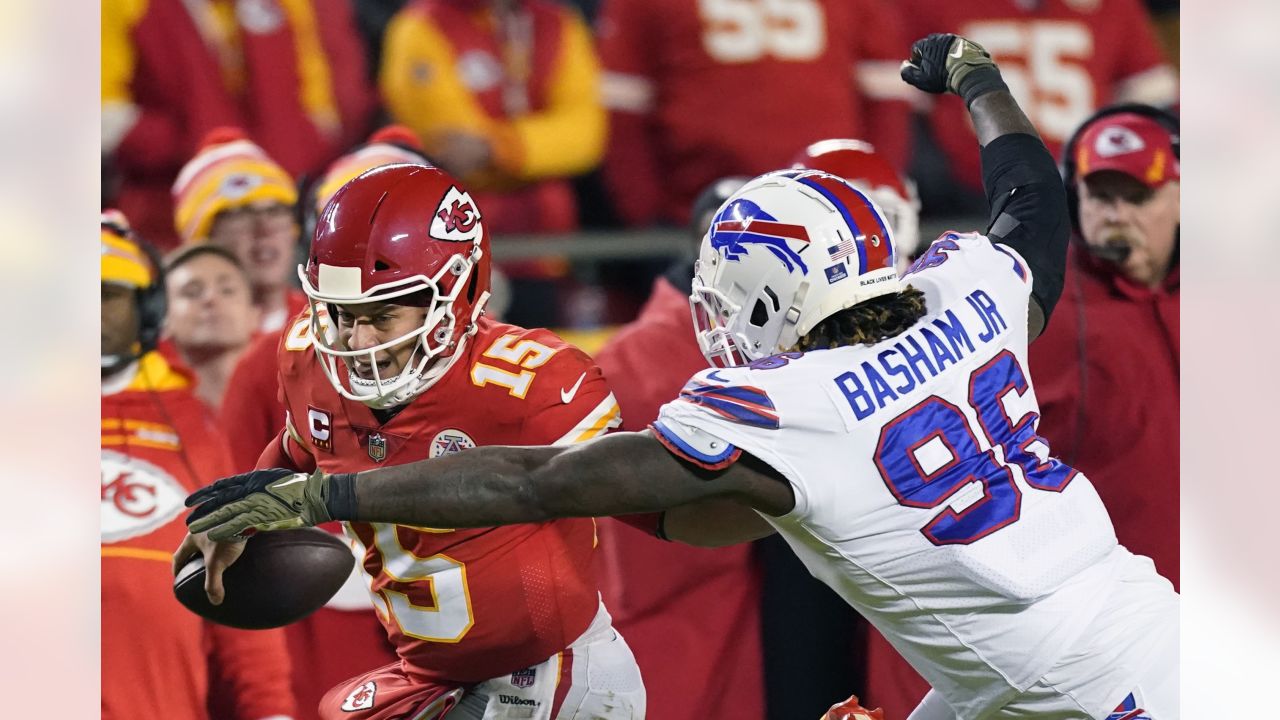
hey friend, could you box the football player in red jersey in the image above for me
[178,164,645,720]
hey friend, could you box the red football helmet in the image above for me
[300,163,492,407]
[792,139,922,269]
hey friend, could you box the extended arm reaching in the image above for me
[183,430,795,542]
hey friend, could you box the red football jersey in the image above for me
[277,315,621,683]
[899,0,1177,190]
[599,0,912,225]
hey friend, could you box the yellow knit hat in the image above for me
[171,128,298,245]
[101,209,154,289]
[312,125,430,216]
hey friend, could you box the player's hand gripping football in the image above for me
[900,33,1007,106]
[185,468,334,542]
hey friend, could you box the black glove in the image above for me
[186,468,334,541]
[900,33,1008,107]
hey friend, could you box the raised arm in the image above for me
[901,34,1070,339]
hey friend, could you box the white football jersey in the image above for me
[655,233,1123,718]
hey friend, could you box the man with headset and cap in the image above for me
[1028,104,1180,587]
[101,210,296,720]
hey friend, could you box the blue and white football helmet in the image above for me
[690,169,902,367]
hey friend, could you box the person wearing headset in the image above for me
[1029,104,1180,588]
[101,210,297,720]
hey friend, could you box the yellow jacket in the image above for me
[380,0,605,186]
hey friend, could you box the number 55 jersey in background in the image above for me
[654,234,1175,719]
[898,0,1178,193]
[276,315,621,684]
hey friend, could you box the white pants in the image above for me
[452,601,646,719]
[909,551,1179,720]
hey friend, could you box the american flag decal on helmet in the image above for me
[678,380,779,429]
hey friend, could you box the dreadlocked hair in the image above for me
[793,285,928,352]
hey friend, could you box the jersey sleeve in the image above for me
[907,232,1033,301]
[511,333,622,446]
[653,365,814,516]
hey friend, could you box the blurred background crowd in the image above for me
[100,0,1180,719]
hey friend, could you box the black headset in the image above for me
[102,216,167,357]
[1059,102,1180,230]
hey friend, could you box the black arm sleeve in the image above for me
[979,132,1071,323]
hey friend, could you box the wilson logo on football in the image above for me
[430,186,482,242]
[341,681,376,712]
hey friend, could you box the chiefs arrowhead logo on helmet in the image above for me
[430,186,483,242]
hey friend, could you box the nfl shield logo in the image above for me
[510,668,536,689]
[367,433,387,462]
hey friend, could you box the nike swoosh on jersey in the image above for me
[560,373,587,404]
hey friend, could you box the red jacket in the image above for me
[593,276,767,720]
[103,0,374,248]
[1029,245,1179,585]
[101,352,295,720]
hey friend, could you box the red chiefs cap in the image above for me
[1075,112,1179,188]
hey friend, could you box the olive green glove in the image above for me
[900,33,1008,106]
[186,468,333,542]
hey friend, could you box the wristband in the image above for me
[958,67,1010,108]
[325,472,360,521]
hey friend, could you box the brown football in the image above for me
[173,528,355,629]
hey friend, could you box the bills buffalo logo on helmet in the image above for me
[709,198,810,274]
[429,186,483,242]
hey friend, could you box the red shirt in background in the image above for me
[598,0,912,226]
[1029,245,1179,585]
[101,352,295,720]
[898,0,1177,193]
[593,276,767,720]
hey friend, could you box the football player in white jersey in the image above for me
[184,34,1179,720]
